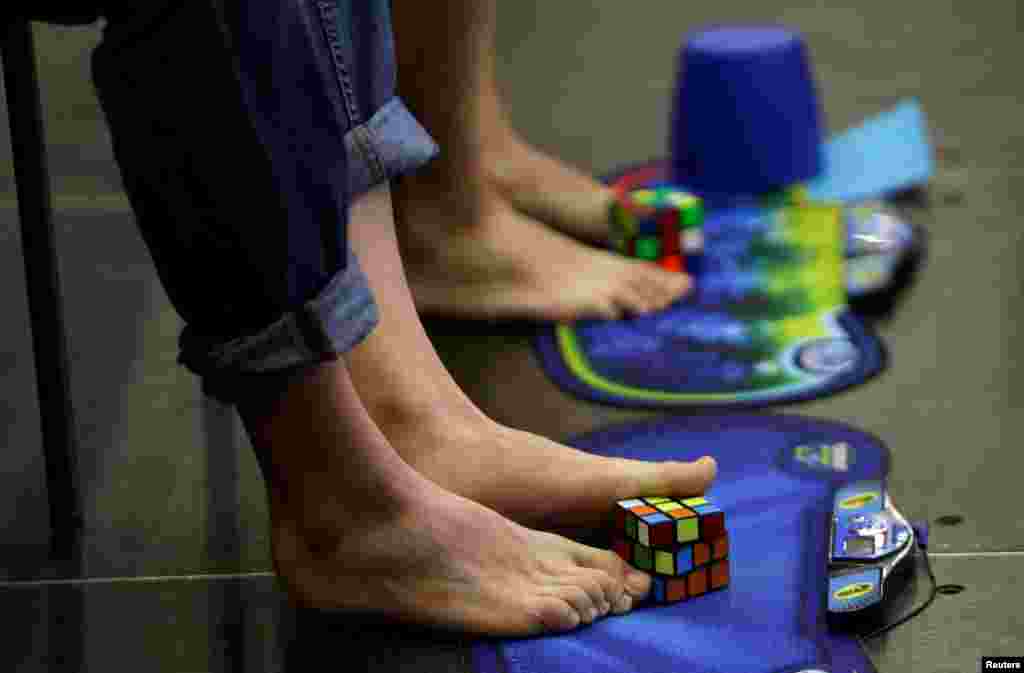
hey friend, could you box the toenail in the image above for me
[626,570,650,595]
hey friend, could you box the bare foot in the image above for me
[485,128,618,245]
[242,360,651,636]
[342,185,714,532]
[389,0,689,321]
[376,399,718,533]
[394,175,690,322]
[271,488,653,635]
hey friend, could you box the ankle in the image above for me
[240,359,425,513]
[395,164,496,223]
[361,390,442,437]
[370,387,488,446]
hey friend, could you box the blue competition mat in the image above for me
[535,199,887,409]
[535,307,886,409]
[532,102,933,409]
[472,413,891,673]
[605,160,927,301]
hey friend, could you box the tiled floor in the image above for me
[2,1,1022,671]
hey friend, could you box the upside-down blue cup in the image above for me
[670,26,824,197]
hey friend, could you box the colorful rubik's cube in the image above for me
[611,495,730,605]
[610,187,704,273]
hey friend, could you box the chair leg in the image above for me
[1,20,83,560]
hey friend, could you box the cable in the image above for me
[858,544,938,641]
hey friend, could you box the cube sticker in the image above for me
[712,536,729,560]
[677,517,700,543]
[687,567,709,597]
[666,577,688,602]
[634,545,653,572]
[710,560,730,590]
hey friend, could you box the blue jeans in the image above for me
[89,0,438,407]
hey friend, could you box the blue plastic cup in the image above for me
[670,26,824,197]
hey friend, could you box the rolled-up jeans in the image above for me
[89,0,438,407]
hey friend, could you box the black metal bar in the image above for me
[202,392,247,673]
[1,19,83,560]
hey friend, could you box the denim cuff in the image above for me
[179,250,379,407]
[344,95,440,199]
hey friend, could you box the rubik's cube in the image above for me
[611,496,730,605]
[610,187,704,273]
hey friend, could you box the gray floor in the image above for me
[2,1,1022,671]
